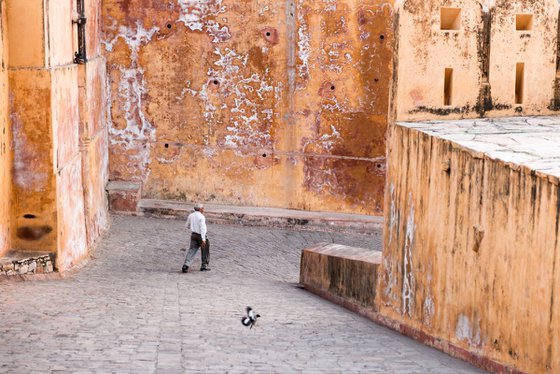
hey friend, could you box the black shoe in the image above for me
[200,267,211,271]
[182,265,188,273]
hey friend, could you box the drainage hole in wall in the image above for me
[266,32,271,37]
[374,78,379,83]
[167,23,172,29]
[213,80,219,85]
[262,154,267,158]
[376,163,383,169]
[379,34,385,40]
[23,214,37,219]
[330,85,335,90]
[165,143,169,148]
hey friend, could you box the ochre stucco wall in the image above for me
[0,1,10,257]
[4,0,110,271]
[393,0,559,121]
[102,0,394,215]
[378,123,560,373]
[79,0,110,251]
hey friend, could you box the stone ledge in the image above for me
[0,252,55,277]
[137,199,382,234]
[300,243,382,309]
[106,181,142,213]
[299,243,524,373]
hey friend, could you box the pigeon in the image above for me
[241,306,261,329]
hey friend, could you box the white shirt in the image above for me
[186,211,207,240]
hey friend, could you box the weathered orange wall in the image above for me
[378,123,560,373]
[4,0,110,271]
[79,0,110,250]
[102,0,393,215]
[392,0,559,122]
[0,0,10,257]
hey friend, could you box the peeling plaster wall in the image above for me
[393,0,559,121]
[102,0,394,215]
[378,123,560,373]
[0,0,10,257]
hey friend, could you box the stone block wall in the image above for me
[0,254,55,276]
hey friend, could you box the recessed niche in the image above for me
[441,8,462,31]
[444,68,454,106]
[516,14,533,31]
[515,63,525,105]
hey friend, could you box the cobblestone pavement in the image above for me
[0,216,483,373]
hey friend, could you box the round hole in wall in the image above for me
[167,23,172,29]
[380,34,385,40]
[262,153,267,158]
[213,80,219,85]
[164,143,169,148]
[376,163,383,169]
[266,32,271,37]
[23,214,37,219]
[330,85,335,90]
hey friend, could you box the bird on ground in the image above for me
[241,306,261,329]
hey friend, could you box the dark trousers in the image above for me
[183,233,210,268]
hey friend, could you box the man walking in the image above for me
[182,203,210,273]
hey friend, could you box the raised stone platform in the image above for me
[0,251,55,277]
[300,243,382,312]
[398,116,560,181]
[138,199,383,234]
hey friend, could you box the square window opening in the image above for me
[444,68,454,106]
[515,63,525,105]
[516,14,533,31]
[441,8,462,31]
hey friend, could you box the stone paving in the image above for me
[0,215,484,373]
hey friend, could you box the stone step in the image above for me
[106,181,142,213]
[300,243,382,311]
[137,199,383,234]
[0,251,56,276]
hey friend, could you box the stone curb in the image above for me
[136,199,383,235]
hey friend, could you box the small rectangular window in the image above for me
[441,8,462,31]
[516,14,533,31]
[444,68,453,106]
[515,63,525,105]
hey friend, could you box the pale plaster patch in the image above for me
[204,47,277,149]
[176,0,231,43]
[297,0,311,89]
[456,314,482,346]
[402,195,416,317]
[302,124,342,153]
[103,20,158,181]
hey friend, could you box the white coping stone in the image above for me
[397,116,560,179]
